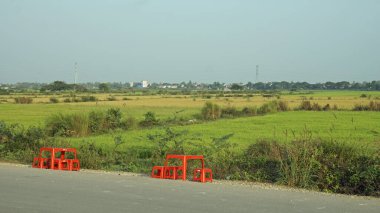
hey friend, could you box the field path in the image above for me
[0,163,378,213]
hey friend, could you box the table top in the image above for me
[40,147,77,153]
[165,154,204,160]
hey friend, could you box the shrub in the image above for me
[201,102,221,120]
[353,101,380,111]
[369,101,380,111]
[298,101,312,110]
[298,101,322,111]
[238,138,380,196]
[322,104,331,111]
[257,101,278,114]
[242,140,282,182]
[45,113,89,137]
[312,103,322,111]
[121,116,138,130]
[221,107,241,118]
[105,108,122,129]
[241,107,257,116]
[49,97,59,103]
[14,97,33,104]
[0,122,46,163]
[107,96,117,101]
[140,112,159,127]
[277,101,289,111]
[81,96,97,102]
[77,142,105,170]
[203,134,240,179]
[88,111,106,133]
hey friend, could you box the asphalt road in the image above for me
[0,163,378,213]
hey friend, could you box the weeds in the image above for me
[353,101,380,111]
[14,97,33,104]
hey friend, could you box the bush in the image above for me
[45,113,89,137]
[322,104,331,111]
[257,101,278,114]
[14,97,33,104]
[298,101,322,111]
[201,102,221,120]
[105,108,122,129]
[0,121,46,163]
[242,140,282,182]
[140,112,159,127]
[88,111,106,133]
[312,103,322,111]
[298,101,312,110]
[241,107,257,116]
[238,139,380,196]
[277,101,289,111]
[81,96,97,102]
[107,96,117,101]
[221,107,241,118]
[121,116,138,130]
[353,101,380,111]
[49,97,59,103]
[77,142,106,170]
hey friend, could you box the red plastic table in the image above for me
[164,154,205,181]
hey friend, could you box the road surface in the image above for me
[0,163,378,213]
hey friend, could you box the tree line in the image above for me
[1,80,379,92]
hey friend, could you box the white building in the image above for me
[142,80,149,88]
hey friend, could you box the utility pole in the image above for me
[256,65,259,83]
[74,62,78,93]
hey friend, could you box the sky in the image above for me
[0,0,379,83]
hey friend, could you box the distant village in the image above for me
[0,80,380,92]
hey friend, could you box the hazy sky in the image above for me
[1,0,379,83]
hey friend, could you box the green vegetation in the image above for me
[0,90,379,196]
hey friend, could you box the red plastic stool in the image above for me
[71,159,80,171]
[193,168,213,183]
[32,157,49,169]
[175,166,184,180]
[164,166,178,179]
[151,166,165,178]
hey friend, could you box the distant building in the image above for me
[142,80,149,88]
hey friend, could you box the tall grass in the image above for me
[45,113,89,137]
[14,97,33,104]
[353,101,380,111]
[241,137,379,196]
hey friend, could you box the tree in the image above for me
[40,81,72,91]
[230,83,244,90]
[99,83,110,92]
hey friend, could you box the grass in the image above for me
[68,111,380,151]
[0,103,199,126]
[1,90,380,127]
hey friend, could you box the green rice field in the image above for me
[69,111,380,151]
